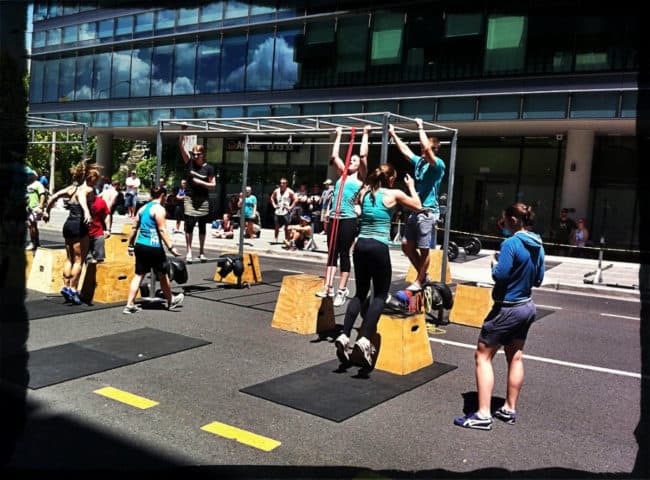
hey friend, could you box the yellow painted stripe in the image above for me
[94,387,159,409]
[201,421,281,452]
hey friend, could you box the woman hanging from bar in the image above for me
[334,164,421,369]
[315,125,370,307]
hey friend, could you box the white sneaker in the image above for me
[354,337,376,368]
[315,285,335,298]
[123,304,141,315]
[199,253,207,262]
[406,282,422,292]
[185,252,193,264]
[333,287,350,307]
[334,333,350,365]
[24,242,34,251]
[168,293,184,310]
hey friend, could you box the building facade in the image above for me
[28,1,639,255]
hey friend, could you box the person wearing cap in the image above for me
[284,215,312,251]
[389,118,445,292]
[320,178,334,235]
[125,170,141,218]
[179,136,216,263]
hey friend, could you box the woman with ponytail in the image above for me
[43,161,99,305]
[454,202,545,430]
[316,125,370,307]
[334,164,422,369]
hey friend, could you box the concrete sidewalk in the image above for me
[41,207,641,300]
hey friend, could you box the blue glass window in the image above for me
[437,97,475,121]
[92,52,111,99]
[98,19,114,39]
[63,25,77,44]
[570,93,618,118]
[76,112,92,124]
[46,28,61,47]
[302,103,329,115]
[274,28,299,90]
[177,7,199,32]
[523,94,567,119]
[34,2,48,21]
[400,99,434,120]
[221,106,244,117]
[115,16,133,40]
[134,12,153,38]
[112,111,128,127]
[333,102,362,115]
[224,1,248,22]
[478,96,520,120]
[59,57,74,100]
[33,30,45,49]
[29,60,44,103]
[43,59,60,102]
[371,11,403,66]
[79,22,96,42]
[484,15,527,75]
[59,112,74,122]
[130,47,152,97]
[151,109,171,124]
[196,37,221,94]
[174,41,197,95]
[174,108,194,119]
[93,111,109,127]
[220,33,247,93]
[336,16,368,73]
[200,2,223,24]
[247,105,271,117]
[621,93,636,118]
[111,49,132,98]
[272,104,300,116]
[74,54,93,100]
[63,3,79,15]
[151,44,174,96]
[129,110,150,126]
[155,9,176,34]
[196,107,217,118]
[246,30,274,91]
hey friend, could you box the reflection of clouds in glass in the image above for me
[174,76,194,94]
[151,78,171,96]
[74,85,93,99]
[175,43,196,68]
[223,37,297,91]
[112,50,132,72]
[131,50,152,95]
[273,37,298,89]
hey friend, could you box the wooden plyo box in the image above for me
[121,223,133,235]
[271,274,335,335]
[448,284,494,328]
[369,312,433,375]
[79,261,134,304]
[26,248,68,294]
[214,252,262,285]
[104,233,131,263]
[405,249,452,284]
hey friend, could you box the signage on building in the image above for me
[225,139,300,152]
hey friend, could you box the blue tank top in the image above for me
[358,189,395,245]
[331,177,361,219]
[135,201,162,248]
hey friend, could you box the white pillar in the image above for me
[560,130,595,220]
[96,133,113,180]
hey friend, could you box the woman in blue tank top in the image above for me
[334,164,422,370]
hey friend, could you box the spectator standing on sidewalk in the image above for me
[454,202,545,430]
[320,179,334,235]
[270,178,296,243]
[173,179,186,233]
[125,170,140,218]
[238,186,258,239]
[178,138,216,263]
[25,168,46,250]
[123,185,184,314]
[389,118,446,292]
[551,208,576,256]
[316,125,369,307]
[571,217,590,257]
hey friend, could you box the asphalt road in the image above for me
[4,240,642,478]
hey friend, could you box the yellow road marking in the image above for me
[94,387,159,409]
[201,421,281,452]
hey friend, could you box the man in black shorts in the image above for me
[178,137,216,263]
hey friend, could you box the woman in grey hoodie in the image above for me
[454,202,545,430]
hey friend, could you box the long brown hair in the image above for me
[363,164,395,206]
[505,202,535,229]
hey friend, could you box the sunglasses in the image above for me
[190,151,204,157]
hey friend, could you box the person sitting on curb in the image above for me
[283,215,312,251]
[212,212,235,239]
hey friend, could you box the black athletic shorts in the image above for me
[134,244,169,276]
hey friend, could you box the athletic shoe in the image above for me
[168,293,184,310]
[185,252,193,264]
[60,286,71,302]
[494,406,517,424]
[315,285,335,298]
[453,412,493,430]
[406,282,422,292]
[354,337,376,368]
[334,333,350,365]
[69,290,82,305]
[199,253,207,262]
[333,287,349,307]
[123,304,141,315]
[25,243,34,251]
[424,274,432,284]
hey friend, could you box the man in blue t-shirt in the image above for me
[389,118,446,291]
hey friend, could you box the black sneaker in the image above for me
[453,412,493,430]
[494,406,517,424]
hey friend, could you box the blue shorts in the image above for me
[402,211,438,249]
[479,300,537,346]
[124,193,137,208]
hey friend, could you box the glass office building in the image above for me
[28,1,639,254]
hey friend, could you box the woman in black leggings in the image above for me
[335,164,421,369]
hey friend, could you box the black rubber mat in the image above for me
[545,261,561,270]
[25,295,123,321]
[2,327,210,389]
[241,359,457,422]
[260,270,297,284]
